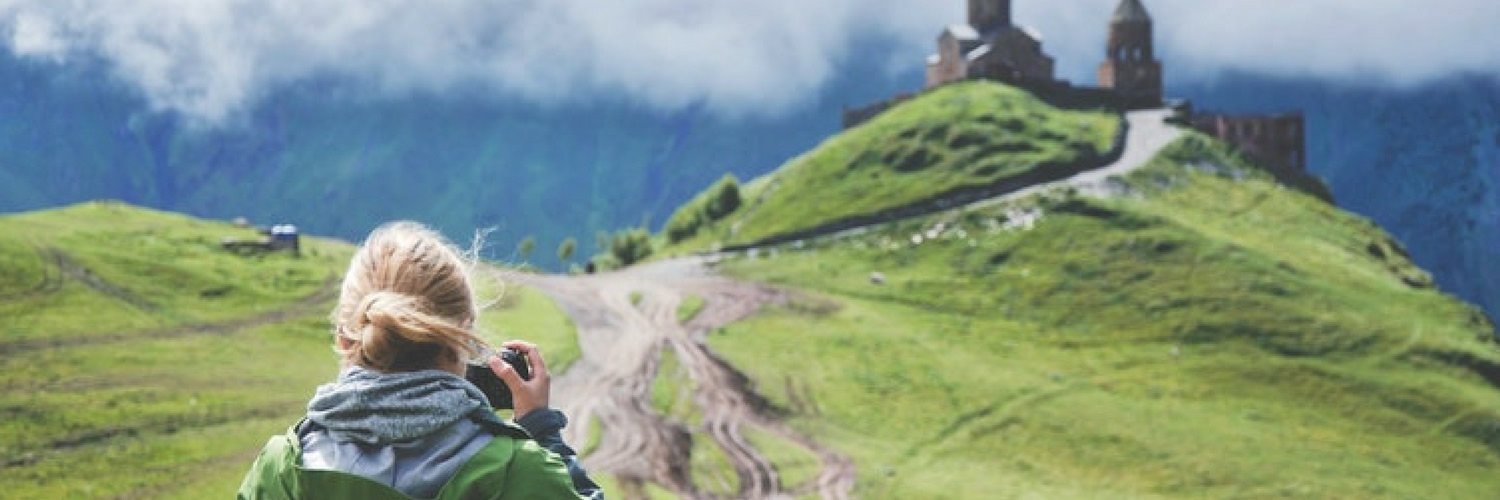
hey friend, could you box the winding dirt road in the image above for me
[500,259,854,500]
[493,108,1181,499]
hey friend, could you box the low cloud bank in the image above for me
[1,0,1494,123]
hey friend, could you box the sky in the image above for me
[1,0,1496,123]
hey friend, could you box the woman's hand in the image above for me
[490,340,550,420]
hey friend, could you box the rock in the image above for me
[870,272,886,285]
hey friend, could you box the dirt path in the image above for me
[500,259,854,500]
[495,110,1182,498]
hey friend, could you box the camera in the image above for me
[464,348,531,410]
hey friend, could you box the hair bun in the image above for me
[332,221,482,372]
[350,290,476,371]
[352,292,409,335]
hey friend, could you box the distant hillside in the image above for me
[1174,73,1500,330]
[693,111,1500,497]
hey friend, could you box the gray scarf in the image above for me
[306,366,488,445]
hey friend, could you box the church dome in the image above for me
[1111,0,1152,24]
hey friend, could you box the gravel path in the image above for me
[970,107,1182,207]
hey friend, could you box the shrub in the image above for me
[704,175,743,220]
[610,229,654,266]
[665,174,743,244]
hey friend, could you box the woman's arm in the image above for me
[493,341,605,499]
[516,409,604,499]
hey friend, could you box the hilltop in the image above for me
[662,82,1121,252]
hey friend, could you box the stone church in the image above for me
[923,0,1165,106]
[925,0,1055,89]
[854,0,1306,177]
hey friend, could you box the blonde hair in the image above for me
[332,221,483,372]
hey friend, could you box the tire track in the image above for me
[0,246,66,302]
[2,399,304,471]
[501,260,855,499]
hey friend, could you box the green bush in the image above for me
[666,210,704,243]
[609,229,654,267]
[704,175,743,220]
[665,174,743,243]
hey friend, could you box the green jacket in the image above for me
[237,418,594,500]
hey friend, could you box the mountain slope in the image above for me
[655,85,1500,497]
[1175,73,1500,331]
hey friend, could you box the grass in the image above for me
[0,202,347,346]
[650,346,699,423]
[475,277,582,373]
[592,474,677,500]
[0,202,354,498]
[660,81,1120,252]
[676,294,706,325]
[0,202,589,498]
[742,426,822,489]
[705,133,1500,498]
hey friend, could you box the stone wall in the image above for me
[1192,113,1306,174]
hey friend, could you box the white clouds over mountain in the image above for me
[0,0,1494,122]
[1019,0,1500,85]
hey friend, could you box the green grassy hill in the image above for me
[0,202,579,498]
[701,129,1500,497]
[662,82,1121,251]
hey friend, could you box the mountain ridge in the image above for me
[1,53,1495,323]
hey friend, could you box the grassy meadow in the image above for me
[706,134,1500,498]
[0,202,579,498]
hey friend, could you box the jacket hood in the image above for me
[306,366,488,445]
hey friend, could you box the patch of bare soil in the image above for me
[500,258,854,500]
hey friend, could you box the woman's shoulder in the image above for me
[236,423,305,499]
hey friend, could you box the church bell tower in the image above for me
[968,0,1011,34]
[1098,0,1163,106]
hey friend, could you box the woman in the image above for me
[238,222,602,499]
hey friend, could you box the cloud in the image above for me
[0,0,1495,123]
[0,0,952,123]
[1016,0,1500,85]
